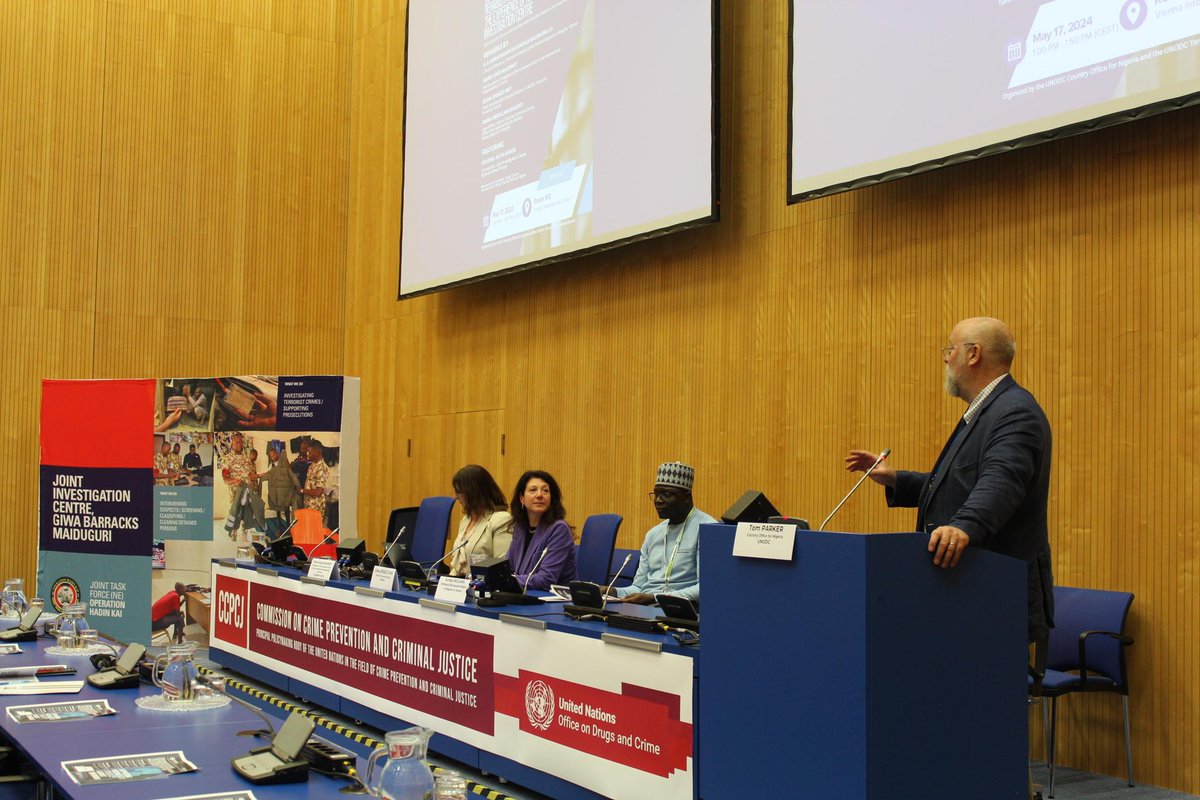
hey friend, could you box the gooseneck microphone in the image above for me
[378,526,407,564]
[199,672,276,739]
[602,553,633,604]
[819,449,891,532]
[416,536,472,568]
[521,547,550,594]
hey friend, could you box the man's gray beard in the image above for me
[944,366,964,400]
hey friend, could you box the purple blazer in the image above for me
[506,519,577,591]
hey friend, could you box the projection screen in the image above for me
[790,0,1200,202]
[400,0,718,298]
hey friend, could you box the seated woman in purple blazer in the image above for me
[505,470,577,591]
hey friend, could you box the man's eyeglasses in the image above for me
[941,342,976,358]
[648,489,686,501]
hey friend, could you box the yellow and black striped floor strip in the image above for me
[199,666,520,800]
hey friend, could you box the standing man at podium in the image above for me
[846,316,1054,644]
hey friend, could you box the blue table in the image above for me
[0,637,362,799]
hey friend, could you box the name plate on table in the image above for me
[304,557,339,583]
[732,522,796,561]
[433,576,471,605]
[369,565,399,592]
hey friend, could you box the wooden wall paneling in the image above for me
[95,3,348,328]
[353,0,403,43]
[102,0,349,44]
[91,314,344,379]
[408,409,506,553]
[347,316,411,549]
[0,0,104,313]
[346,5,405,325]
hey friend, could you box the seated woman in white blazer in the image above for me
[446,464,515,577]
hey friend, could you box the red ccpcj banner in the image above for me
[213,573,495,734]
[495,670,693,778]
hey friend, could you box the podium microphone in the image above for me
[819,449,891,532]
[521,547,550,594]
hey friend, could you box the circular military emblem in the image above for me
[49,576,81,612]
[524,679,555,731]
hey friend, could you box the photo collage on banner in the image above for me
[39,376,359,645]
[151,376,353,644]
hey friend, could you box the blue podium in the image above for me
[697,524,1028,799]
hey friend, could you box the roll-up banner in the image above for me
[37,376,359,643]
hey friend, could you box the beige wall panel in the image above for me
[92,313,343,378]
[346,9,405,325]
[0,0,103,313]
[408,410,506,553]
[95,3,348,323]
[104,0,349,43]
[347,0,1200,790]
[347,316,411,548]
[354,0,402,42]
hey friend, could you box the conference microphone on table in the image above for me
[198,672,275,739]
[820,448,891,532]
[602,553,634,601]
[377,526,407,563]
[415,536,473,569]
[521,547,551,595]
[315,527,340,548]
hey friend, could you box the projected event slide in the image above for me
[791,0,1200,198]
[401,0,714,296]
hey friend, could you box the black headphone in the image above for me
[90,653,117,671]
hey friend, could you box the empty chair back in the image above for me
[411,496,455,564]
[386,506,420,552]
[576,514,622,584]
[1047,586,1134,686]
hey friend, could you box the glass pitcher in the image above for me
[52,602,89,647]
[364,727,435,800]
[153,641,199,702]
[1,579,27,616]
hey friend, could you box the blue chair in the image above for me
[609,548,640,588]
[410,497,455,565]
[1030,586,1135,798]
[576,514,622,584]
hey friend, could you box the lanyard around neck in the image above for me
[663,508,693,590]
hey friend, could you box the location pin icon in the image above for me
[1120,0,1146,29]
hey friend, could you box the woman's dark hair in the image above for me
[451,465,508,519]
[509,470,566,530]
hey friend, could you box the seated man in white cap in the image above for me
[609,461,715,605]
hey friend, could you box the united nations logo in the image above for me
[50,576,81,612]
[524,679,555,731]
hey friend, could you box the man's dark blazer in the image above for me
[887,375,1054,639]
